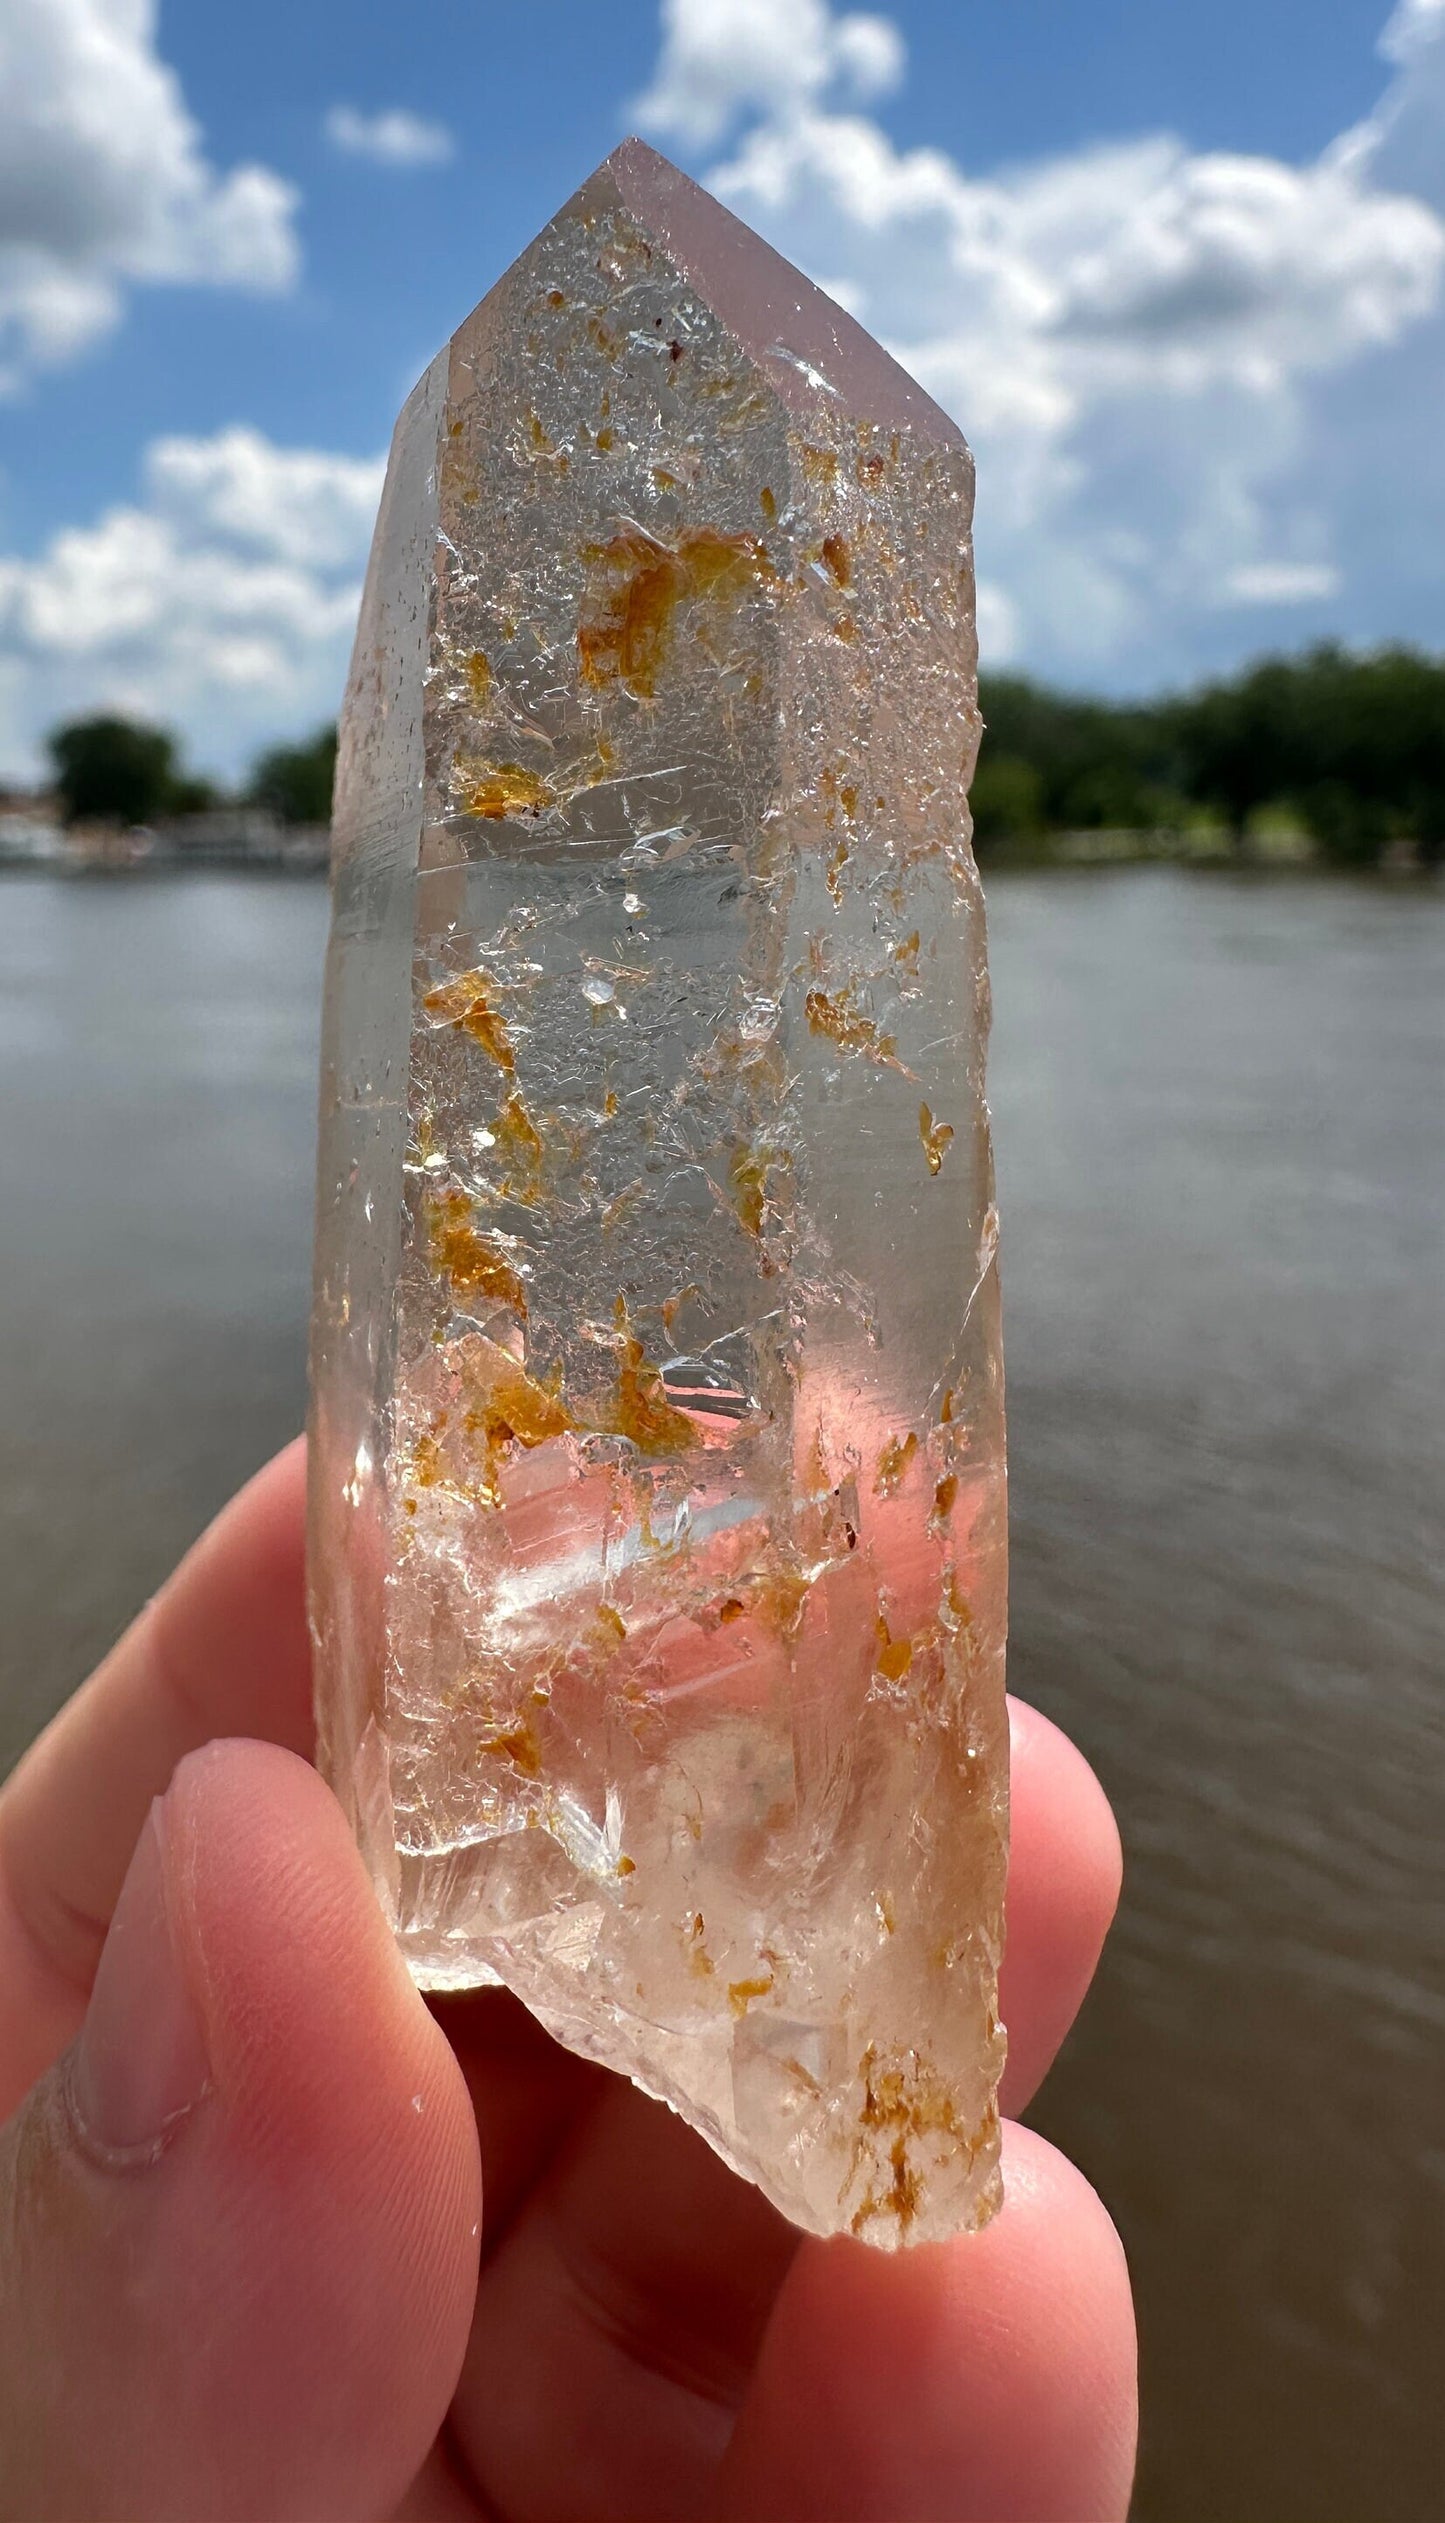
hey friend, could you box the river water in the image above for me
[1,867,1441,2521]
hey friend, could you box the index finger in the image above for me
[0,1437,311,2111]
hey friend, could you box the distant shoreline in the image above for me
[975,825,1439,874]
[4,837,1439,886]
[0,811,328,876]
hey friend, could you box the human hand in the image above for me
[0,1440,1135,2521]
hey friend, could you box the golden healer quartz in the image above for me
[309,140,1008,2245]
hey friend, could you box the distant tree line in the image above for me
[973,644,1445,866]
[42,642,1445,867]
[45,717,338,830]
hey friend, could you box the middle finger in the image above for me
[441,1694,1119,2520]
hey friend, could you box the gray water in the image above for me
[1,867,1441,2522]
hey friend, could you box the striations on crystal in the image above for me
[309,138,1008,2247]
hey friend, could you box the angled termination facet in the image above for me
[310,140,1008,2245]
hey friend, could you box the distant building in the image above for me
[0,790,66,864]
[149,810,330,870]
[0,793,330,873]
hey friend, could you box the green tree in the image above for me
[978,675,1189,831]
[47,716,182,826]
[249,725,338,825]
[1173,644,1445,863]
[969,752,1045,846]
[1168,663,1291,838]
[168,773,223,817]
[974,647,1445,866]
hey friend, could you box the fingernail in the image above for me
[70,1798,211,2155]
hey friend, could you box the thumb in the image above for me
[0,1740,481,2523]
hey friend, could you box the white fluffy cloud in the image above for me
[0,428,383,779]
[325,105,455,168]
[1225,561,1342,606]
[648,0,1445,682]
[0,0,300,392]
[4,0,1441,770]
[1348,0,1445,203]
[636,0,903,147]
[1381,0,1445,63]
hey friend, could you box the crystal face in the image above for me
[309,141,1008,2245]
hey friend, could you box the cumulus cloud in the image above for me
[636,0,903,147]
[1339,0,1445,204]
[325,105,455,168]
[0,429,383,780]
[7,0,1441,767]
[653,0,1445,683]
[719,115,1440,382]
[0,0,300,392]
[1224,561,1343,605]
[1380,0,1445,65]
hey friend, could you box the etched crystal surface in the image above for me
[310,141,1008,2245]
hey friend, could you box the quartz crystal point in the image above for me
[310,140,1008,2246]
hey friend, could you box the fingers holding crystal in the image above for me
[450,2071,794,2522]
[434,1985,604,2246]
[0,1440,311,2113]
[439,1689,1120,2513]
[715,2120,1137,2523]
[0,1739,479,2522]
[999,1695,1122,2116]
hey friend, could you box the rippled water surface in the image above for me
[2,867,1441,2522]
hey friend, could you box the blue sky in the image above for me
[0,0,1441,779]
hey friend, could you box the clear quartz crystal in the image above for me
[310,140,1008,2246]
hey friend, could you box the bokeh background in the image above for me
[3,5,1443,2518]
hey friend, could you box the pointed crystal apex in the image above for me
[564,138,969,444]
[312,139,1006,2250]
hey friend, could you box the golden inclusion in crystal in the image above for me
[308,140,1008,2245]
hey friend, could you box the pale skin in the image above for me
[0,1440,1136,2521]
